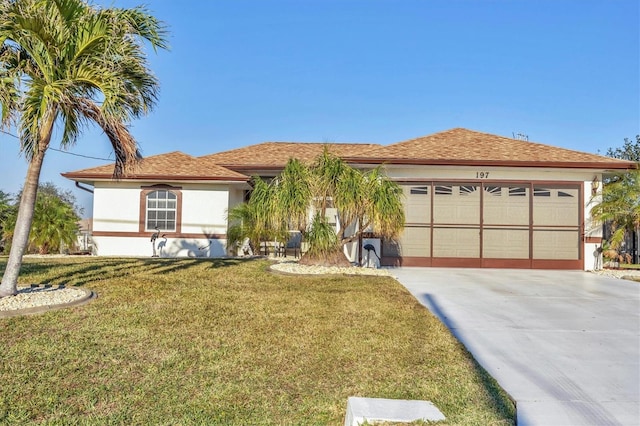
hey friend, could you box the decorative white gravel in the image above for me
[270,260,392,276]
[590,269,640,279]
[0,286,87,312]
[273,259,640,280]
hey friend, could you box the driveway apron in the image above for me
[393,268,640,426]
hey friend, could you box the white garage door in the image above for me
[386,182,582,269]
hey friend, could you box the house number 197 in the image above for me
[476,172,490,179]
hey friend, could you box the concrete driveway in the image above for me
[393,268,640,426]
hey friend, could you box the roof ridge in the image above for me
[200,141,378,157]
[144,150,194,158]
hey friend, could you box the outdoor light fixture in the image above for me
[591,176,600,196]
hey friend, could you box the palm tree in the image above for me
[274,158,312,234]
[30,190,79,254]
[0,0,167,297]
[337,165,405,244]
[241,149,405,266]
[591,169,640,255]
[3,189,80,254]
[0,189,14,252]
[227,177,287,255]
[228,150,405,266]
[302,152,405,265]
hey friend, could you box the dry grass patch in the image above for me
[0,257,515,425]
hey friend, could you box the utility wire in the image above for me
[0,129,112,161]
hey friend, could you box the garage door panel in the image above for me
[533,229,580,260]
[404,186,430,224]
[533,186,579,227]
[399,226,431,257]
[433,184,480,224]
[433,227,480,257]
[483,185,529,225]
[483,228,529,259]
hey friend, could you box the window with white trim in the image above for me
[146,190,177,231]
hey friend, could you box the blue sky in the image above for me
[1,0,638,217]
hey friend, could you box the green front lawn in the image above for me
[0,257,514,425]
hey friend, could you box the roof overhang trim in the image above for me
[60,174,250,183]
[344,157,637,170]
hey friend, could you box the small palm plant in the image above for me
[591,169,640,266]
[227,177,288,255]
[229,149,405,267]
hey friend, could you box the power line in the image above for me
[0,129,112,161]
[50,146,112,161]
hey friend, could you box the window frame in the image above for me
[139,185,182,234]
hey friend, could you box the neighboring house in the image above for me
[75,218,93,254]
[62,128,634,270]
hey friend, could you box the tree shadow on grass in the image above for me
[0,256,259,288]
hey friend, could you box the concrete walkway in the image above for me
[393,268,640,426]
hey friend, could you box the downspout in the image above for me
[75,182,94,194]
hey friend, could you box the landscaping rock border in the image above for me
[270,260,393,277]
[0,285,96,318]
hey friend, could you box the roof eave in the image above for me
[61,173,250,183]
[344,157,637,170]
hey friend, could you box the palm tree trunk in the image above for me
[0,148,47,296]
[0,114,54,297]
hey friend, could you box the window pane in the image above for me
[484,186,502,196]
[509,187,527,197]
[460,185,478,196]
[146,189,178,231]
[435,185,452,195]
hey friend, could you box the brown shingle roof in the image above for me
[64,128,634,183]
[200,142,380,169]
[62,151,249,181]
[349,128,634,169]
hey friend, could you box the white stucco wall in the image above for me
[91,181,237,258]
[181,185,229,235]
[227,188,245,211]
[92,236,227,258]
[93,183,141,232]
